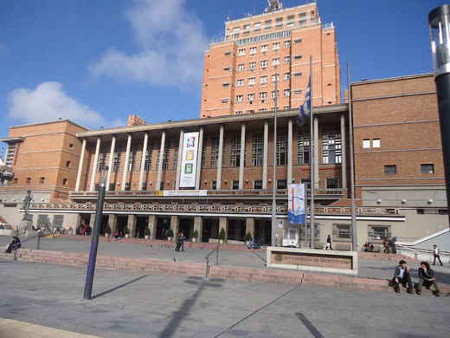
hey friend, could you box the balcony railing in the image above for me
[30,202,401,217]
[70,188,347,198]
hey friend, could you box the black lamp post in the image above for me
[429,5,450,226]
[83,166,108,300]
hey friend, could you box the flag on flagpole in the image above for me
[296,77,311,127]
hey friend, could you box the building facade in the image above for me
[200,1,340,118]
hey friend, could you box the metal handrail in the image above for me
[204,245,220,278]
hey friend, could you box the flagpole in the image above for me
[347,63,358,251]
[309,56,315,249]
[271,71,279,247]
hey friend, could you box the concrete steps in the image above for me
[10,248,449,295]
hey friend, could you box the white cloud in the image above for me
[7,82,104,127]
[89,0,209,88]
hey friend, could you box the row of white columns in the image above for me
[74,114,347,192]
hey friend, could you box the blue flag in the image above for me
[296,77,311,126]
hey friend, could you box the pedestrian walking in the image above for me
[326,234,332,250]
[433,244,443,266]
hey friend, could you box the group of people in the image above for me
[77,224,92,236]
[391,259,441,296]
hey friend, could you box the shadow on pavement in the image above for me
[158,276,223,338]
[92,274,149,299]
[296,312,324,338]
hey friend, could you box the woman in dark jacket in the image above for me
[416,261,440,296]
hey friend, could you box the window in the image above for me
[235,111,243,115]
[259,92,267,100]
[271,90,279,99]
[294,38,303,43]
[261,44,268,52]
[26,177,31,184]
[284,40,291,48]
[248,77,256,86]
[297,134,310,164]
[272,42,280,50]
[254,22,261,28]
[277,179,287,189]
[68,143,74,149]
[252,133,263,166]
[369,226,390,241]
[236,79,245,87]
[271,73,280,82]
[128,150,137,171]
[232,180,239,190]
[221,98,230,103]
[284,72,290,81]
[248,93,255,102]
[294,72,302,77]
[272,58,280,66]
[261,60,268,69]
[62,178,68,186]
[230,135,242,167]
[284,56,291,64]
[144,148,152,171]
[162,148,170,170]
[224,51,231,56]
[222,82,230,87]
[322,131,342,164]
[276,133,287,165]
[265,20,272,27]
[236,95,244,102]
[293,90,302,95]
[224,67,231,71]
[254,180,262,189]
[259,108,267,112]
[284,89,290,97]
[362,139,371,148]
[238,48,246,56]
[211,180,217,190]
[421,163,435,174]
[97,153,106,172]
[260,75,268,84]
[249,47,257,55]
[53,215,64,229]
[294,55,302,60]
[238,64,245,71]
[113,152,120,172]
[210,138,219,167]
[326,178,339,189]
[243,24,250,30]
[384,165,397,175]
[372,138,381,148]
[65,160,71,167]
[39,177,45,184]
[249,61,256,70]
[333,224,351,239]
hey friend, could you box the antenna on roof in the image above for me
[265,0,283,13]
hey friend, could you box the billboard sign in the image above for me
[288,183,306,224]
[180,132,199,188]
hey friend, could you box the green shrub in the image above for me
[166,228,174,238]
[144,227,151,236]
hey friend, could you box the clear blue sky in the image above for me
[0,0,445,150]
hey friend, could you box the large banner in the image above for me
[180,132,199,188]
[288,183,306,224]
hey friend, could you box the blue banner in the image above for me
[288,184,306,224]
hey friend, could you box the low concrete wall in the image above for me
[266,247,358,275]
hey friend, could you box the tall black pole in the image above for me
[429,5,450,226]
[83,167,107,300]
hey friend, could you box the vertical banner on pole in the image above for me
[288,183,306,224]
[180,132,199,188]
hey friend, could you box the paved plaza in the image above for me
[0,259,449,338]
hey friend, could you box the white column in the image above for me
[156,131,166,190]
[139,132,148,191]
[287,118,293,184]
[238,124,246,190]
[106,136,116,191]
[75,139,86,191]
[89,137,101,192]
[262,121,269,190]
[340,114,347,190]
[314,116,319,189]
[195,127,204,190]
[216,125,224,190]
[121,134,132,191]
[175,130,184,190]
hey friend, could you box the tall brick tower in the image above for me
[200,0,340,118]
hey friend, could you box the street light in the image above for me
[429,5,450,226]
[83,165,108,300]
[271,73,279,247]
